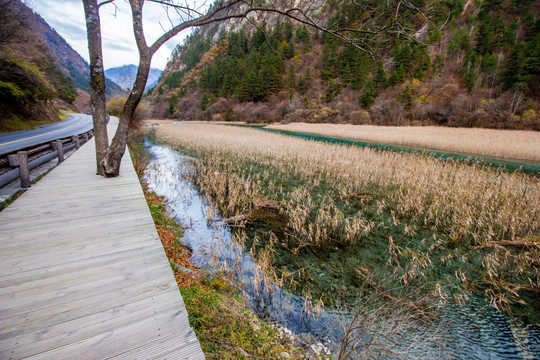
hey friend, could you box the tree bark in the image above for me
[102,0,150,177]
[83,0,108,176]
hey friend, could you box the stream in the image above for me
[142,141,540,359]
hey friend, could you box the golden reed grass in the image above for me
[154,124,539,244]
[266,123,540,162]
[153,124,540,309]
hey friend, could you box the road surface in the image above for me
[0,114,93,155]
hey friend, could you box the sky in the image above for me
[26,0,208,70]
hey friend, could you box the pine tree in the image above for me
[373,61,387,88]
[286,64,297,90]
[284,20,293,42]
[303,68,312,91]
[388,64,405,86]
[524,34,540,77]
[324,80,341,103]
[463,68,477,91]
[261,60,282,95]
[501,42,526,90]
[285,40,295,59]
[413,46,431,80]
[397,85,414,109]
[359,86,376,109]
[341,64,352,86]
[200,93,209,110]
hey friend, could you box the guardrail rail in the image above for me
[0,130,93,189]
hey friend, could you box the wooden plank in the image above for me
[0,247,167,296]
[0,261,174,319]
[1,292,189,354]
[0,237,163,276]
[0,222,159,256]
[0,119,204,359]
[1,288,184,341]
[5,309,196,360]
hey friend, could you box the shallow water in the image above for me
[143,141,540,359]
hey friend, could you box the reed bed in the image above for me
[266,123,540,162]
[154,124,540,312]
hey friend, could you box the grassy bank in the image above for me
[151,123,540,321]
[129,137,308,359]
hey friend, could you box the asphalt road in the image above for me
[0,114,93,155]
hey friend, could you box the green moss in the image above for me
[180,279,305,359]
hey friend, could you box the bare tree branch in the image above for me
[86,0,434,176]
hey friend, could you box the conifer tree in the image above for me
[341,64,352,86]
[388,64,406,86]
[286,64,297,90]
[373,61,387,88]
[359,86,376,109]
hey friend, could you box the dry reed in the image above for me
[266,123,540,162]
[154,124,540,310]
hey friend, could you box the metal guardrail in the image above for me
[0,130,93,189]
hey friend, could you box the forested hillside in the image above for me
[12,1,123,99]
[151,0,540,130]
[0,0,78,131]
[0,0,123,132]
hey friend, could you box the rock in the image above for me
[178,238,192,251]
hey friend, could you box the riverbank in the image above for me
[129,138,310,359]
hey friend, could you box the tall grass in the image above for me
[154,124,540,313]
[267,123,540,162]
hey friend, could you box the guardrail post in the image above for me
[56,140,64,163]
[83,133,89,143]
[8,151,30,188]
[72,135,80,149]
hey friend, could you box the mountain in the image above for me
[105,65,162,92]
[151,0,540,130]
[11,0,123,97]
[0,0,77,131]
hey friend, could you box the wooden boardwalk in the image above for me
[0,120,205,359]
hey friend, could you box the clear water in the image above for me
[143,142,540,359]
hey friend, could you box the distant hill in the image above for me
[105,65,162,92]
[13,1,124,98]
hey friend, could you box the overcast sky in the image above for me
[26,0,207,70]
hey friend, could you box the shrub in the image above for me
[106,96,149,122]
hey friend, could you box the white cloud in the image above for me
[26,0,207,70]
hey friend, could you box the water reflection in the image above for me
[142,141,540,359]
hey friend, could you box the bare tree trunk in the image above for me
[101,0,150,177]
[83,0,108,176]
[103,58,150,176]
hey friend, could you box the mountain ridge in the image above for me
[15,0,123,97]
[105,64,162,92]
[151,0,540,130]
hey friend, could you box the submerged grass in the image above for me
[153,124,540,320]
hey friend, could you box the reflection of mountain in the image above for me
[13,0,123,97]
[105,65,162,92]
